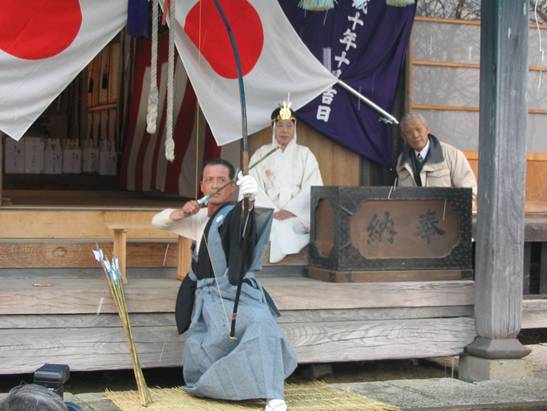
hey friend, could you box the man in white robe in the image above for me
[249,102,323,263]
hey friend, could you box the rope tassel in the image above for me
[298,0,335,11]
[146,0,159,135]
[164,0,176,161]
[386,0,415,7]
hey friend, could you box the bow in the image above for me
[211,0,251,340]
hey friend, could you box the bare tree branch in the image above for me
[416,0,546,23]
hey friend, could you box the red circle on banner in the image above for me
[0,0,82,60]
[183,0,264,79]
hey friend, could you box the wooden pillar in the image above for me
[466,0,530,360]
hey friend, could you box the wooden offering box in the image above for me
[307,187,473,282]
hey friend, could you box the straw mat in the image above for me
[105,381,400,411]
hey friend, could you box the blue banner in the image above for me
[127,0,150,38]
[279,0,416,167]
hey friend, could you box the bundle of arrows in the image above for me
[92,245,153,407]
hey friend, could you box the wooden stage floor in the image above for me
[0,267,478,375]
[2,268,544,374]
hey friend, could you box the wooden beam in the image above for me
[0,242,179,269]
[468,0,530,359]
[0,210,178,239]
[524,216,547,242]
[415,15,547,30]
[0,278,177,315]
[412,60,480,69]
[305,267,468,282]
[87,103,117,112]
[0,313,177,329]
[412,60,547,73]
[463,151,547,162]
[529,66,547,72]
[0,322,183,373]
[277,306,473,323]
[414,16,481,26]
[0,306,473,330]
[410,104,547,115]
[284,317,476,363]
[0,314,475,373]
[0,277,475,315]
[412,104,479,112]
[267,279,474,310]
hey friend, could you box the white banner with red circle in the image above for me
[172,0,337,146]
[0,0,126,141]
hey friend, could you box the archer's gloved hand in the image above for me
[236,172,258,199]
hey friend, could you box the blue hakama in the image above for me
[179,204,297,401]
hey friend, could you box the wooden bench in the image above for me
[105,223,191,283]
[0,208,191,277]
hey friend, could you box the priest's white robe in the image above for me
[248,139,323,263]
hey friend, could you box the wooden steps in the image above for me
[0,272,478,373]
[0,313,476,373]
[0,314,183,373]
[1,271,543,374]
[0,275,475,315]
